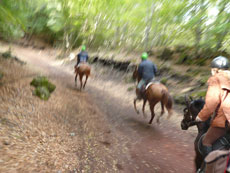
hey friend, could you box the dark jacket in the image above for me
[138,59,157,80]
[198,71,230,128]
[77,51,89,65]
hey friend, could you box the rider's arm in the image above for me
[153,64,157,76]
[86,53,89,62]
[77,53,80,65]
[137,64,143,78]
[197,76,220,122]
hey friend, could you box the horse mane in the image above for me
[192,99,205,112]
[190,99,205,118]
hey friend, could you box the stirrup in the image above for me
[196,168,204,173]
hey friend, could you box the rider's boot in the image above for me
[140,85,146,98]
[136,89,142,100]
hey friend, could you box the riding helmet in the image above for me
[211,56,229,70]
[141,52,148,60]
[82,45,86,51]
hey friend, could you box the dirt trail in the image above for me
[0,43,197,172]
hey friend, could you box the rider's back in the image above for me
[77,51,88,63]
[205,71,230,128]
[138,60,157,81]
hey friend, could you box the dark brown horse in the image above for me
[74,63,91,91]
[181,96,207,171]
[181,96,230,172]
[133,66,173,124]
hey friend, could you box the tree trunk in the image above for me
[144,3,154,50]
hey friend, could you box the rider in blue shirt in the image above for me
[75,45,89,67]
[137,52,157,99]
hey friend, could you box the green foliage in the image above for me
[0,0,27,39]
[30,76,56,100]
[1,0,230,53]
[191,90,206,97]
[34,86,50,101]
[1,50,12,59]
[198,76,209,86]
[30,76,56,93]
[127,86,135,92]
[174,95,185,105]
[160,77,168,85]
[0,72,3,80]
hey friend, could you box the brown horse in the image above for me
[133,66,173,124]
[74,63,91,91]
[181,96,230,172]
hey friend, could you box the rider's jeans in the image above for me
[202,126,226,146]
[137,79,147,90]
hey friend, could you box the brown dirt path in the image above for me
[0,43,197,172]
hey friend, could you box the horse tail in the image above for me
[162,90,173,115]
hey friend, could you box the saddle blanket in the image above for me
[145,80,160,90]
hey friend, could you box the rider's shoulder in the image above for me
[207,75,219,86]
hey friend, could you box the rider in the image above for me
[136,52,157,99]
[75,45,89,68]
[195,56,230,157]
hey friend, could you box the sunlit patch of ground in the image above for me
[0,57,82,172]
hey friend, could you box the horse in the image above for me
[181,96,230,172]
[181,96,207,171]
[74,63,91,91]
[132,66,173,124]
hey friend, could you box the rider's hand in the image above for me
[195,116,202,122]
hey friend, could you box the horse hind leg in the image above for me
[156,100,165,124]
[142,99,147,118]
[83,75,89,89]
[79,75,83,91]
[134,98,140,114]
[75,73,78,86]
[149,102,156,124]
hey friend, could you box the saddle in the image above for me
[198,134,230,173]
[204,150,230,173]
[198,133,230,156]
[145,79,160,90]
[139,79,159,99]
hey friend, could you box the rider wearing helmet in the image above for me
[137,52,157,99]
[75,45,89,68]
[195,56,230,157]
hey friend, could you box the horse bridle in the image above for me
[183,104,198,127]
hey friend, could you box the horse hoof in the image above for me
[135,110,139,114]
[156,118,161,124]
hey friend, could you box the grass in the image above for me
[127,86,135,92]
